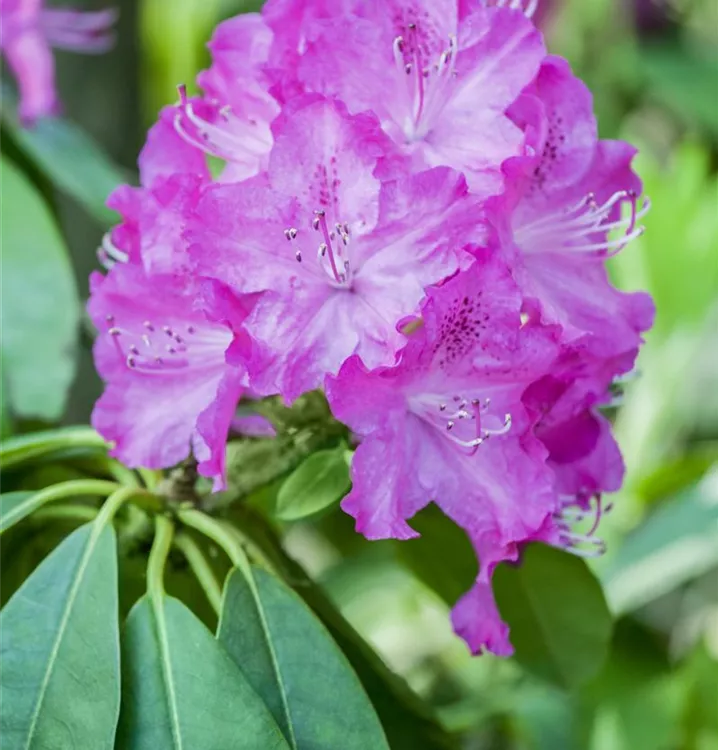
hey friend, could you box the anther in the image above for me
[295,251,302,262]
[108,327,121,337]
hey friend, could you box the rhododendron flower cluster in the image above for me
[89,0,654,656]
[1,0,117,124]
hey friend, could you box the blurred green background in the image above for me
[2,0,717,748]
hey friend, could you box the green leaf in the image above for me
[640,42,718,139]
[116,594,290,750]
[493,543,613,689]
[0,159,80,420]
[224,504,458,750]
[394,503,476,606]
[275,445,351,521]
[1,87,130,224]
[601,482,718,614]
[0,426,108,470]
[581,619,686,750]
[0,522,121,749]
[218,566,389,750]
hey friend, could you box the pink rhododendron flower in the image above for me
[491,56,654,358]
[171,14,279,182]
[326,254,561,655]
[88,264,250,489]
[522,360,627,557]
[88,0,656,659]
[98,105,210,274]
[0,0,116,124]
[190,96,487,401]
[264,0,545,193]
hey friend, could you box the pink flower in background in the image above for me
[190,96,486,401]
[0,0,116,124]
[88,263,252,489]
[326,255,561,655]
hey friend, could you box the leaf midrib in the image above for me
[245,571,297,750]
[150,597,183,750]
[23,525,105,749]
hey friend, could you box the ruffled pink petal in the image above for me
[519,250,654,358]
[509,55,597,222]
[268,96,397,230]
[342,432,431,541]
[544,412,625,496]
[88,265,241,483]
[245,286,368,400]
[106,174,204,275]
[139,105,210,187]
[194,368,245,491]
[424,5,545,191]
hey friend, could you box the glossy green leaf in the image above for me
[0,522,121,749]
[218,566,389,750]
[1,88,129,224]
[225,503,457,750]
[494,543,613,689]
[116,594,290,750]
[602,482,718,614]
[275,445,351,521]
[0,426,108,470]
[1,159,80,420]
[394,503,476,605]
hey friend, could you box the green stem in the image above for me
[32,505,99,523]
[0,479,119,535]
[147,515,174,599]
[95,485,144,529]
[223,521,279,576]
[139,468,163,491]
[108,461,140,487]
[174,532,222,614]
[176,508,249,574]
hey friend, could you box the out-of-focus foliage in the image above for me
[0,1,716,749]
[0,158,80,421]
